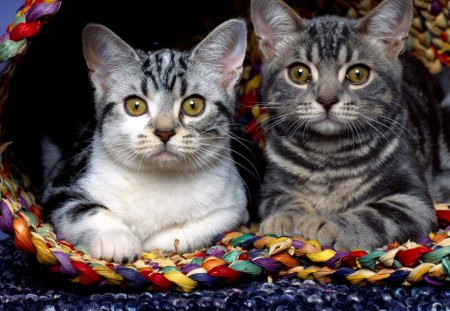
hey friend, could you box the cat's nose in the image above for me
[317,96,339,111]
[154,129,176,143]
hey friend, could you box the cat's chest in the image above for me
[301,174,381,213]
[78,155,232,230]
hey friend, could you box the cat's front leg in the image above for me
[50,198,142,263]
[296,194,437,250]
[259,192,316,236]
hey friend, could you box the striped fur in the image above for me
[251,0,445,250]
[41,21,248,262]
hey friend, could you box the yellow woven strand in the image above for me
[407,262,435,283]
[347,269,376,285]
[306,249,336,263]
[92,266,124,285]
[268,237,292,256]
[297,265,321,280]
[32,236,58,265]
[164,271,198,292]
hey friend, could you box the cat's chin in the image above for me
[310,119,346,136]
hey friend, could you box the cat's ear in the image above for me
[82,24,139,91]
[357,0,412,58]
[191,19,247,90]
[251,0,304,60]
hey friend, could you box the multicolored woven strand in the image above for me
[1,0,450,292]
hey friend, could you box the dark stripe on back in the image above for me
[67,203,108,221]
[43,190,84,217]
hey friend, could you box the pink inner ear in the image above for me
[220,41,246,86]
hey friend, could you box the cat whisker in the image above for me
[195,147,251,198]
[359,115,392,144]
[197,142,261,181]
[361,115,409,147]
[379,115,420,144]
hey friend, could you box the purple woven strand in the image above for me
[0,59,13,77]
[292,240,304,249]
[247,249,263,259]
[0,201,14,234]
[207,246,227,258]
[423,275,446,286]
[252,257,282,273]
[386,270,410,284]
[26,2,61,22]
[182,263,201,274]
[332,268,355,278]
[115,267,150,288]
[189,272,223,288]
[431,0,442,15]
[325,251,349,269]
[17,195,28,210]
[52,251,77,275]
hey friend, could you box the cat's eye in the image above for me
[181,96,205,117]
[124,97,148,116]
[346,65,370,84]
[288,63,312,84]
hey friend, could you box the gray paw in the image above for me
[296,217,357,250]
[259,212,295,236]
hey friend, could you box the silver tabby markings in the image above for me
[251,0,449,249]
[41,20,249,262]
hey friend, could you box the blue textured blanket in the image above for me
[1,237,449,310]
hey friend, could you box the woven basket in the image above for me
[0,0,450,291]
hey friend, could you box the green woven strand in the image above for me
[358,251,386,270]
[12,14,26,27]
[422,247,450,264]
[442,257,450,276]
[230,233,254,247]
[162,266,180,273]
[229,260,263,276]
[0,39,27,62]
[22,211,39,228]
[190,258,203,265]
[222,250,242,263]
[74,244,89,254]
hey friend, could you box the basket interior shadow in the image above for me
[1,0,450,291]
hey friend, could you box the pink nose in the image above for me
[154,129,175,143]
[317,96,339,111]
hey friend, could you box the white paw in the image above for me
[89,229,142,263]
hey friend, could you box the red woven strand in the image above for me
[147,272,174,291]
[9,21,42,41]
[396,246,433,268]
[341,250,368,267]
[209,266,242,284]
[71,261,103,286]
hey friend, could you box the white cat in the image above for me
[41,20,249,263]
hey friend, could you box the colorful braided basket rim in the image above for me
[1,0,450,291]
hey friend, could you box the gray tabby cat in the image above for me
[251,0,449,250]
[41,20,248,262]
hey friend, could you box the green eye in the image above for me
[288,63,312,84]
[181,96,205,117]
[125,97,148,116]
[346,65,370,84]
